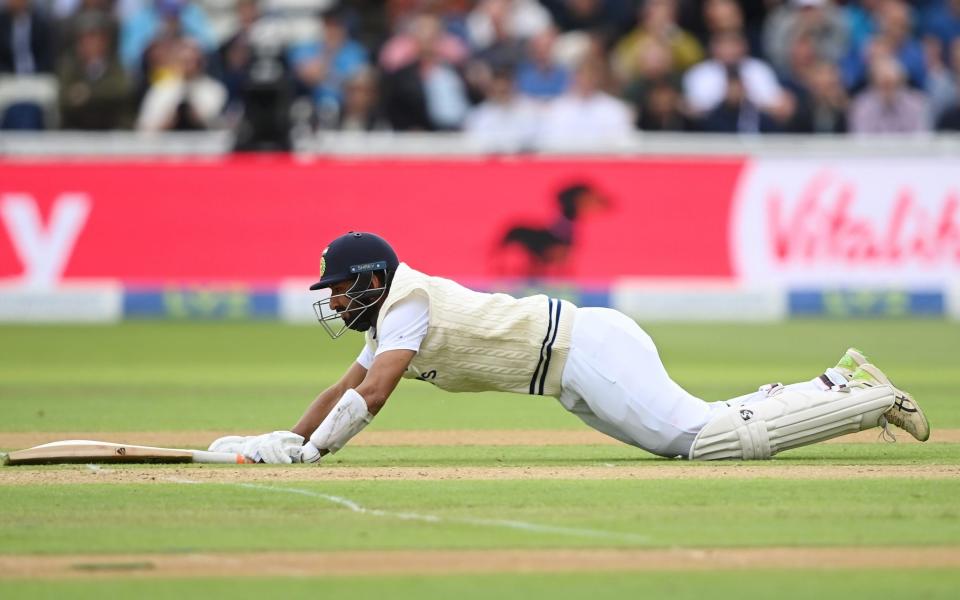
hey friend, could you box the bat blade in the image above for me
[2,440,252,465]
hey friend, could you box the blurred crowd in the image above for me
[2,0,960,148]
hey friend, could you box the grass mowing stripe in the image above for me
[2,320,959,431]
[3,479,959,553]
[2,570,960,600]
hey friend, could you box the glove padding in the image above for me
[208,435,256,454]
[241,431,305,464]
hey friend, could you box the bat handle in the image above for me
[192,450,256,464]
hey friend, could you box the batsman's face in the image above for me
[328,280,356,321]
[328,273,383,323]
[313,272,387,339]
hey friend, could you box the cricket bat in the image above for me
[1,440,255,466]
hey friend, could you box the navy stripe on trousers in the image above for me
[529,298,557,395]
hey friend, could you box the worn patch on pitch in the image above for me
[1,464,958,485]
[2,547,960,578]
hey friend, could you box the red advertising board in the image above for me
[3,155,958,289]
[0,156,744,286]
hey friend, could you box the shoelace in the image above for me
[878,415,897,443]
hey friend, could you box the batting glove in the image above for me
[242,431,305,464]
[208,435,256,454]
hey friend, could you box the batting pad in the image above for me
[689,385,895,460]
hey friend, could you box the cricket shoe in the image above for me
[815,347,868,391]
[833,347,869,379]
[849,363,930,442]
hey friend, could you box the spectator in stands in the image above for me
[638,78,690,131]
[136,37,226,130]
[622,38,689,131]
[289,6,368,122]
[464,64,541,150]
[762,0,848,85]
[0,0,55,74]
[540,0,635,46]
[925,36,959,122]
[466,0,531,72]
[515,26,570,99]
[52,0,139,22]
[0,0,56,128]
[938,101,960,128]
[738,0,774,54]
[379,9,469,73]
[841,0,925,91]
[336,0,392,56]
[612,0,703,85]
[842,0,881,51]
[934,38,960,129]
[429,0,474,43]
[700,64,784,132]
[466,0,551,51]
[699,0,760,56]
[537,56,634,146]
[322,66,388,131]
[381,12,473,130]
[120,0,214,73]
[53,0,120,59]
[920,0,960,62]
[849,55,931,133]
[683,30,793,122]
[216,0,261,111]
[789,60,849,132]
[777,28,820,94]
[57,10,131,129]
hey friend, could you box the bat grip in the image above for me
[192,450,255,464]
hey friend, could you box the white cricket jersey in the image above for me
[363,263,576,396]
[356,295,430,369]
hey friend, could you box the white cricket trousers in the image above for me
[558,307,828,458]
[558,307,720,458]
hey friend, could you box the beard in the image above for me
[341,309,374,332]
[340,293,381,332]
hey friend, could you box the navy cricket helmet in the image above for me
[310,232,400,338]
[309,232,399,290]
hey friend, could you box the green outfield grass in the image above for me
[4,570,960,600]
[1,320,958,432]
[3,478,960,553]
[1,320,958,598]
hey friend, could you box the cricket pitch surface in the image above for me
[2,321,958,598]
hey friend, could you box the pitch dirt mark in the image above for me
[1,464,958,485]
[2,547,960,579]
[2,428,957,450]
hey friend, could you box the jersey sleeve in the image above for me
[373,293,430,357]
[356,344,375,370]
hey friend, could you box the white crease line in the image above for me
[166,477,648,543]
[238,482,650,543]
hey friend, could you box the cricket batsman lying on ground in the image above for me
[210,231,930,463]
